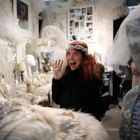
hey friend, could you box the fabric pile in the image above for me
[0,97,110,140]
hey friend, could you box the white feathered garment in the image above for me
[0,98,110,140]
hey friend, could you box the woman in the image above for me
[52,41,112,120]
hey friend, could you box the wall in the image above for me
[41,1,113,65]
[0,0,42,83]
[0,0,114,80]
[0,0,41,61]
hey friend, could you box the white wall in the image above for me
[41,2,113,65]
[0,0,113,68]
[0,0,42,83]
[0,0,41,63]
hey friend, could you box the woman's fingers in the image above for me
[53,59,64,80]
[53,59,63,70]
[58,59,63,69]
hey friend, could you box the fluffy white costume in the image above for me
[0,75,110,140]
[106,5,140,66]
[0,98,110,140]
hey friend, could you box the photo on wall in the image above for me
[68,6,94,42]
[17,0,28,30]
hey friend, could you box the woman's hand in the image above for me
[131,62,139,76]
[53,59,64,80]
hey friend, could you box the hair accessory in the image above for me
[69,44,88,53]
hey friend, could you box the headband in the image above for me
[69,44,88,53]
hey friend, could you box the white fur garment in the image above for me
[0,98,110,140]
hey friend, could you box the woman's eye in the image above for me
[66,51,80,58]
[73,52,80,57]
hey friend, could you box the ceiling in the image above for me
[42,0,140,6]
[43,0,69,1]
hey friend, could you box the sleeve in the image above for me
[51,78,64,104]
[82,77,101,117]
[119,86,140,139]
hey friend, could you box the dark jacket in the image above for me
[52,69,104,120]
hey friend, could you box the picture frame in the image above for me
[67,6,94,43]
[12,0,31,35]
[17,0,28,30]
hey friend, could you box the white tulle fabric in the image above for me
[0,98,110,140]
[50,0,74,14]
[41,0,74,29]
[96,0,128,20]
[106,5,140,67]
[0,0,15,29]
[25,55,36,66]
[0,43,15,92]
[35,25,68,69]
[41,25,68,50]
[0,0,20,41]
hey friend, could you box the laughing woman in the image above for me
[52,41,112,120]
